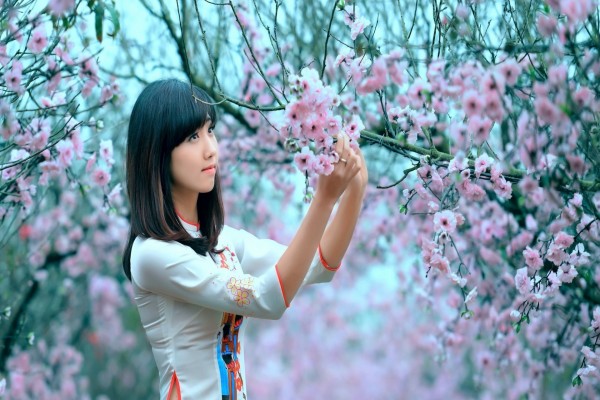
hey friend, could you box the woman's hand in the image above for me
[346,147,368,196]
[314,135,361,205]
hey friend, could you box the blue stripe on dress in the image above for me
[216,339,229,396]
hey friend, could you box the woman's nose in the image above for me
[204,137,217,158]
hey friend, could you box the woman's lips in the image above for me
[202,166,216,174]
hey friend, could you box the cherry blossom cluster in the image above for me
[0,1,121,223]
[279,67,362,177]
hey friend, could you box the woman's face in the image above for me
[170,121,218,197]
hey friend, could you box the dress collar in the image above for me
[175,210,200,233]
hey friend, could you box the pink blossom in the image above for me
[515,267,532,295]
[433,210,457,234]
[27,26,47,54]
[566,154,587,175]
[468,115,493,145]
[100,85,113,103]
[455,4,470,20]
[546,243,567,265]
[484,92,505,121]
[474,153,494,178]
[448,152,468,173]
[0,45,8,66]
[560,0,597,24]
[92,167,111,187]
[293,147,314,173]
[506,231,533,256]
[429,253,450,274]
[554,231,574,248]
[343,8,370,40]
[79,56,99,79]
[99,139,114,165]
[548,64,567,86]
[480,247,502,265]
[356,57,387,94]
[55,139,74,168]
[498,59,522,86]
[462,90,484,117]
[481,71,506,96]
[48,0,76,17]
[557,266,578,283]
[315,153,335,176]
[334,48,355,67]
[407,78,431,109]
[343,115,364,142]
[572,86,594,109]
[5,60,23,93]
[459,181,486,201]
[388,59,408,86]
[81,79,96,98]
[537,13,557,37]
[493,177,512,199]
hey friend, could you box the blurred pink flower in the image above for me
[554,231,574,249]
[498,59,522,86]
[463,89,484,117]
[293,147,314,173]
[474,153,494,178]
[27,26,47,54]
[48,0,76,17]
[469,115,493,145]
[536,13,557,37]
[55,139,74,168]
[523,246,544,271]
[433,210,457,234]
[515,267,532,295]
[92,167,111,187]
[429,253,450,274]
[5,60,23,93]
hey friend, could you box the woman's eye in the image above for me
[189,133,199,141]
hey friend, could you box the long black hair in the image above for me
[122,79,224,281]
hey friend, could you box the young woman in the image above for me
[123,79,366,400]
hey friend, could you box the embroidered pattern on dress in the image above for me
[217,313,246,400]
[218,246,240,271]
[226,277,255,307]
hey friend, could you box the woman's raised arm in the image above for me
[275,135,362,304]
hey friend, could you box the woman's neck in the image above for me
[172,192,199,225]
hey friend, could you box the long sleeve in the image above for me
[223,225,340,287]
[130,236,287,320]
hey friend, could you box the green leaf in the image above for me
[572,375,583,387]
[398,204,407,214]
[337,0,345,10]
[559,103,571,117]
[95,3,105,42]
[105,2,121,38]
[514,322,521,333]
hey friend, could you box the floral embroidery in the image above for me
[226,277,255,307]
[218,246,240,271]
[218,313,245,399]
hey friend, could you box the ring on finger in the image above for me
[340,157,347,165]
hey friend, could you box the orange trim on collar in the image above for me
[175,209,200,230]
